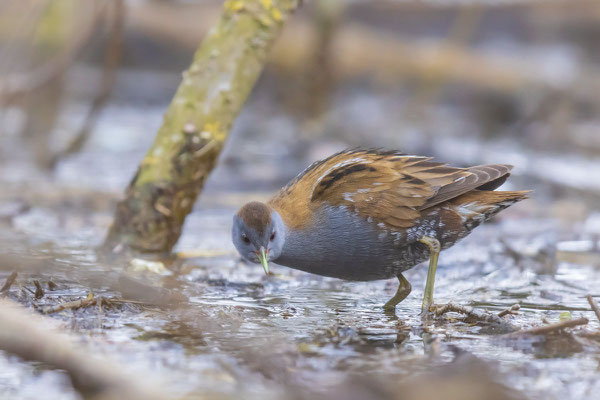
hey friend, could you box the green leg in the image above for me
[420,236,441,313]
[383,273,412,311]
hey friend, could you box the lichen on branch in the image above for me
[104,0,298,253]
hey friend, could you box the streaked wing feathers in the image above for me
[269,149,513,230]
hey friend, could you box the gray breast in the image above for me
[275,205,437,281]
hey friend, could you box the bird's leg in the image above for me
[383,273,412,311]
[420,236,441,313]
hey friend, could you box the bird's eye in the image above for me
[270,232,276,241]
[242,234,250,244]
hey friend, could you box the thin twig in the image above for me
[48,0,125,168]
[22,285,36,296]
[432,302,518,332]
[41,294,98,314]
[498,304,520,317]
[434,302,506,324]
[587,295,600,326]
[40,295,153,314]
[0,272,18,293]
[105,298,152,306]
[33,280,44,299]
[512,317,589,336]
[97,297,104,314]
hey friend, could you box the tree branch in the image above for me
[104,0,299,253]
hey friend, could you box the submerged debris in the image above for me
[498,304,520,317]
[33,280,44,299]
[586,295,600,327]
[432,302,518,332]
[0,271,17,294]
[41,293,98,314]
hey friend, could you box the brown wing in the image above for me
[269,149,512,229]
[420,164,513,210]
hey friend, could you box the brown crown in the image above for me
[237,201,272,235]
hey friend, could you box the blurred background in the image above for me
[0,1,599,400]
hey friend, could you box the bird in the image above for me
[231,149,528,312]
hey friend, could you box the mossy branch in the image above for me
[104,0,298,253]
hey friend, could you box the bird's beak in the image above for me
[258,246,269,275]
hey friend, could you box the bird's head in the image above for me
[232,201,285,274]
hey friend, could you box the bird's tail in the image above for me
[448,190,530,231]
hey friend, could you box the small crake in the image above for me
[232,149,528,312]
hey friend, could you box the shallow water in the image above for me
[1,193,600,400]
[1,86,600,400]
